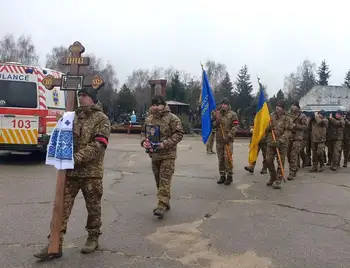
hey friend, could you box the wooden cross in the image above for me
[41,41,105,254]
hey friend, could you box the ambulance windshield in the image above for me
[0,80,37,108]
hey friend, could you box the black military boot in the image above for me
[272,180,282,189]
[309,164,318,172]
[153,208,165,219]
[217,175,226,184]
[224,174,233,185]
[81,236,99,254]
[287,171,295,180]
[33,244,63,260]
[266,172,276,186]
[244,165,254,174]
[260,167,268,174]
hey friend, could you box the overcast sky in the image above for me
[1,0,349,96]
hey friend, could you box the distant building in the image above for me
[299,85,350,110]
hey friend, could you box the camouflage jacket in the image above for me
[311,115,328,143]
[141,105,184,161]
[289,111,308,141]
[304,118,312,140]
[210,110,217,132]
[212,107,239,142]
[344,117,350,140]
[328,117,345,140]
[67,104,111,178]
[266,111,292,145]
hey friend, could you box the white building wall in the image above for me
[299,85,350,110]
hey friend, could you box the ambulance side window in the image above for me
[0,80,37,108]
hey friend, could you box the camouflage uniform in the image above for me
[34,89,111,260]
[214,98,239,185]
[310,111,328,172]
[343,113,350,167]
[244,125,267,174]
[328,112,345,170]
[206,110,216,154]
[141,95,184,218]
[265,101,292,189]
[300,117,312,167]
[287,104,307,180]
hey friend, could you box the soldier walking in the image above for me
[206,110,216,154]
[214,98,239,185]
[310,110,328,172]
[141,95,184,219]
[265,101,292,189]
[34,87,111,260]
[287,101,307,180]
[342,111,350,167]
[328,110,345,171]
[244,123,267,174]
[300,115,312,167]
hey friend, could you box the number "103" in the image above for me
[11,119,31,129]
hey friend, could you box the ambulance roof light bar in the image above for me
[4,62,22,65]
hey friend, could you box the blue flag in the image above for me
[201,69,216,144]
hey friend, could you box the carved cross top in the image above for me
[42,41,105,91]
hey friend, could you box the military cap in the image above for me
[78,87,98,103]
[276,100,286,109]
[151,94,166,106]
[221,97,230,105]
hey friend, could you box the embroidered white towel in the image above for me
[45,111,75,170]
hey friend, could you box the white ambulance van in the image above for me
[0,62,67,154]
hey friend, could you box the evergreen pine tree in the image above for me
[343,70,350,88]
[216,72,233,103]
[232,65,254,127]
[317,59,331,85]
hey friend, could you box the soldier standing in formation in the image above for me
[244,122,267,174]
[214,98,240,185]
[206,109,216,154]
[342,111,350,167]
[327,110,345,171]
[34,87,111,260]
[287,101,307,180]
[310,110,328,172]
[300,115,312,167]
[265,101,292,189]
[141,95,184,219]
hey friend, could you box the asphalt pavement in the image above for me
[1,134,350,268]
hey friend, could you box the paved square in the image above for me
[1,134,350,267]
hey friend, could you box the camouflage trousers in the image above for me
[287,140,302,174]
[48,177,103,243]
[266,144,287,182]
[343,139,350,164]
[311,142,326,168]
[328,140,343,168]
[216,141,233,176]
[152,158,175,210]
[300,139,311,166]
[206,131,216,152]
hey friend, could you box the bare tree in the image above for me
[204,60,227,91]
[0,34,39,65]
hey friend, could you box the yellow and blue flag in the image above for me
[201,67,216,144]
[248,78,270,165]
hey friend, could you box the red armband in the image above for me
[94,135,108,149]
[233,120,239,125]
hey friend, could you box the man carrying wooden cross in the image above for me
[34,42,111,260]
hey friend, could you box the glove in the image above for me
[270,140,281,148]
[266,125,274,132]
